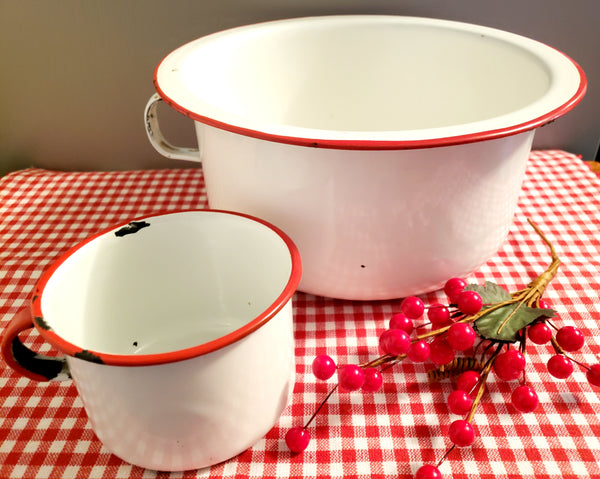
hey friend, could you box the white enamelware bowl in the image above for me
[145,15,586,300]
[1,210,301,471]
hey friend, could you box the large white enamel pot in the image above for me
[145,15,586,300]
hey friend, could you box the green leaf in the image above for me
[465,281,511,304]
[474,303,555,342]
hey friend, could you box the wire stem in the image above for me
[304,384,338,429]
[436,445,456,468]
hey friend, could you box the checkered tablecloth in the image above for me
[1,150,599,479]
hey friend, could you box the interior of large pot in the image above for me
[155,16,585,146]
[182,23,550,130]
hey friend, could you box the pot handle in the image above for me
[144,93,201,163]
[1,308,70,382]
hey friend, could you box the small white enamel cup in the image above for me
[1,210,301,471]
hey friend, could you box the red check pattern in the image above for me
[1,151,599,478]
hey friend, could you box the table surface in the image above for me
[1,150,599,479]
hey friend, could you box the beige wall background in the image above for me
[1,0,598,175]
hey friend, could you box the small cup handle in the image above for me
[144,93,201,163]
[1,308,70,382]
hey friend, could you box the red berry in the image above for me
[401,296,425,319]
[379,329,411,356]
[447,323,477,351]
[407,340,431,362]
[444,277,467,303]
[362,368,383,392]
[493,349,526,381]
[456,370,481,394]
[429,337,455,366]
[448,419,475,447]
[556,326,585,352]
[389,313,414,334]
[537,299,551,309]
[586,364,600,387]
[511,385,539,413]
[427,303,451,326]
[285,426,310,453]
[527,322,552,345]
[415,464,443,479]
[547,354,573,379]
[312,354,336,380]
[456,290,483,315]
[338,364,365,391]
[447,390,473,415]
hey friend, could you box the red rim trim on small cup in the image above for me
[30,209,302,367]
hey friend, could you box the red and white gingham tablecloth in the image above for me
[1,150,599,479]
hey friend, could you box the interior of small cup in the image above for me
[38,211,296,357]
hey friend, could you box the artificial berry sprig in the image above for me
[285,219,600,477]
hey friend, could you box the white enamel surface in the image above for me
[41,212,292,354]
[68,300,294,471]
[156,15,581,143]
[199,124,534,300]
[37,211,297,470]
[147,15,584,299]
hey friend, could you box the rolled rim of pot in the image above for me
[153,15,587,150]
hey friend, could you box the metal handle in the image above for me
[0,308,70,382]
[144,93,201,163]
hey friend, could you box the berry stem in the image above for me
[507,219,560,310]
[550,336,565,355]
[415,325,454,341]
[527,217,559,262]
[549,338,591,371]
[496,301,527,336]
[547,320,559,331]
[361,353,406,369]
[569,357,590,371]
[518,329,527,355]
[518,330,528,382]
[472,339,486,357]
[436,444,456,468]
[380,358,405,372]
[477,339,504,365]
[413,320,433,329]
[304,384,338,429]
[466,343,503,423]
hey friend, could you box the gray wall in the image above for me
[1,0,598,175]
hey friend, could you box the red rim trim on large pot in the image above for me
[153,60,586,151]
[152,16,587,151]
